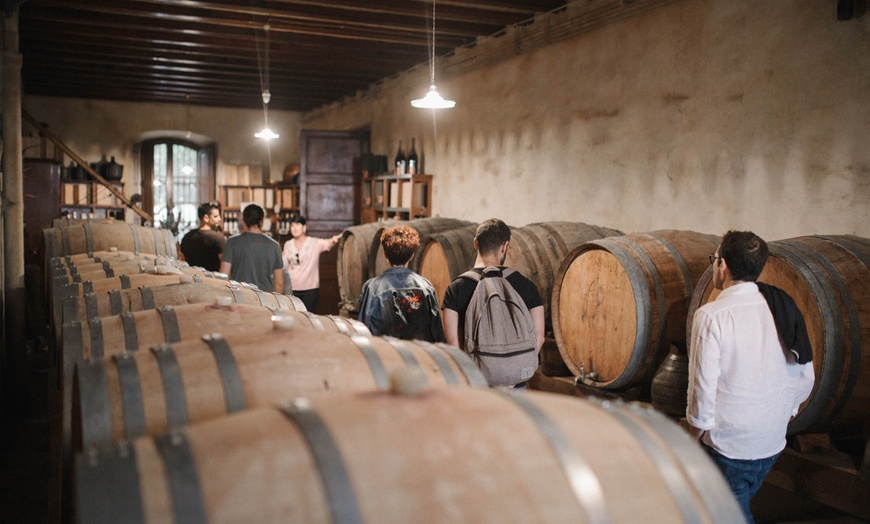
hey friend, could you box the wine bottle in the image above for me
[408,138,418,175]
[395,140,406,176]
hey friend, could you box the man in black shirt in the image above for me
[180,202,226,271]
[442,218,545,386]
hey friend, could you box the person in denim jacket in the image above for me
[358,226,445,342]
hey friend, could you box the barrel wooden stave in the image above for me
[414,225,479,305]
[76,389,743,523]
[73,331,485,451]
[372,217,475,277]
[336,220,399,312]
[504,222,623,333]
[44,223,176,259]
[686,235,870,434]
[552,230,720,390]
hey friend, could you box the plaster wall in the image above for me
[304,0,870,240]
[23,96,304,194]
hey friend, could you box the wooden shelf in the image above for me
[361,174,432,223]
[219,183,300,236]
[60,180,126,220]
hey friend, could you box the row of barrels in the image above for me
[44,221,743,522]
[337,219,870,435]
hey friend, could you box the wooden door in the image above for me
[300,129,370,315]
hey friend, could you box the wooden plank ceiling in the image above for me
[18,0,568,112]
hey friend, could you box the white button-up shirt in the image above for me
[687,282,815,460]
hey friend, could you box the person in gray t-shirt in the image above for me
[219,204,283,293]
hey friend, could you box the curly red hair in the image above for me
[381,226,420,266]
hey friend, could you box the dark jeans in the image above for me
[294,288,319,313]
[703,444,780,524]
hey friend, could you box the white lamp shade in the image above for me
[255,127,279,140]
[411,85,456,109]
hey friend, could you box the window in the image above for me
[140,138,215,239]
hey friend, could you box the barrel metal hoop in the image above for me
[304,311,325,331]
[61,226,72,256]
[109,289,123,315]
[72,273,82,283]
[523,227,556,286]
[84,223,95,256]
[592,399,706,523]
[785,240,860,430]
[254,290,271,307]
[496,390,610,524]
[432,343,489,387]
[771,242,842,433]
[77,358,113,449]
[289,294,306,311]
[819,235,870,273]
[121,312,139,352]
[201,334,247,413]
[414,340,459,386]
[74,441,145,524]
[65,321,85,364]
[385,338,428,385]
[509,232,539,277]
[154,431,208,524]
[537,223,571,256]
[157,305,182,344]
[81,294,98,324]
[150,345,189,428]
[192,275,203,283]
[150,227,165,257]
[330,316,350,334]
[83,280,94,294]
[68,265,78,277]
[130,225,141,255]
[279,400,364,524]
[113,353,147,440]
[140,286,155,310]
[120,274,132,289]
[592,239,654,389]
[348,335,390,389]
[89,317,104,360]
[230,287,244,304]
[105,267,115,278]
[644,232,695,300]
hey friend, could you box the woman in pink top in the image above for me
[283,214,340,312]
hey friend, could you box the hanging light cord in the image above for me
[428,0,437,86]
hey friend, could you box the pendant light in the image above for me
[411,0,455,109]
[255,23,279,140]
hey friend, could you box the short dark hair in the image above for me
[719,230,768,282]
[290,214,306,225]
[197,202,219,220]
[381,226,420,266]
[474,218,511,255]
[242,204,265,228]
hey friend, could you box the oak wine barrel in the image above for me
[372,217,475,276]
[505,222,623,332]
[44,222,177,259]
[73,330,486,451]
[686,234,870,434]
[413,224,479,305]
[75,388,742,523]
[552,230,720,390]
[336,220,398,312]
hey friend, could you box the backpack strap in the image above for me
[459,266,515,283]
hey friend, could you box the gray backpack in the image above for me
[461,267,538,386]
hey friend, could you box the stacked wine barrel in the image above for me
[44,223,492,523]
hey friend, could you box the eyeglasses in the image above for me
[295,253,300,264]
[708,254,721,266]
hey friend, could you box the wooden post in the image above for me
[20,109,153,223]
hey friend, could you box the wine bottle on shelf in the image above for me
[407,138,418,175]
[395,140,406,176]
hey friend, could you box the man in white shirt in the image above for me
[684,230,814,524]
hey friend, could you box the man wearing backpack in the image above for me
[442,218,545,388]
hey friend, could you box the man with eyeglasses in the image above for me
[180,202,225,271]
[683,230,814,524]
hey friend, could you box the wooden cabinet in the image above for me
[60,180,126,220]
[220,184,300,237]
[361,174,433,223]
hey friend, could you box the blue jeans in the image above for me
[703,444,780,524]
